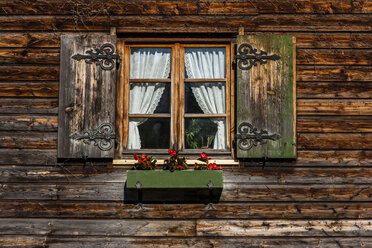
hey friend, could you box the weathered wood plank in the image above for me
[0,149,56,165]
[1,0,371,15]
[0,82,58,97]
[297,49,372,65]
[0,33,59,48]
[297,66,372,81]
[5,166,372,184]
[0,218,195,236]
[0,98,58,114]
[0,116,57,131]
[297,150,372,166]
[298,133,372,150]
[1,15,371,32]
[0,132,57,149]
[197,220,372,237]
[297,116,372,133]
[296,34,372,48]
[297,99,372,115]
[0,48,59,64]
[0,66,59,81]
[297,82,372,99]
[2,182,372,202]
[2,201,372,219]
[1,236,371,248]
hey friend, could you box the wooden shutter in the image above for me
[235,35,295,159]
[58,35,118,159]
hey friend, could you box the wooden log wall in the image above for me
[0,0,371,247]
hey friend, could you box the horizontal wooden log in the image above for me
[297,82,372,99]
[297,49,372,65]
[0,66,59,81]
[296,34,372,49]
[0,149,56,165]
[1,15,372,32]
[297,99,372,115]
[0,218,195,236]
[1,201,372,219]
[197,219,372,237]
[1,182,372,202]
[1,236,372,248]
[0,33,60,48]
[4,167,372,184]
[0,131,57,149]
[297,150,372,166]
[297,116,372,133]
[297,66,372,81]
[0,116,57,131]
[0,98,58,114]
[0,48,59,65]
[0,82,58,97]
[1,0,371,15]
[297,133,372,150]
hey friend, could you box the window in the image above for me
[122,44,232,154]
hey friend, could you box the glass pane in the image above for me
[129,83,170,113]
[185,82,226,114]
[130,48,171,79]
[129,118,170,149]
[184,47,225,79]
[185,118,226,149]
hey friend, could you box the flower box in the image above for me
[126,170,223,189]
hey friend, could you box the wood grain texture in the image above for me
[0,149,56,165]
[0,116,57,131]
[0,33,60,48]
[58,34,116,158]
[0,98,58,114]
[0,65,59,81]
[297,116,372,133]
[297,49,372,65]
[297,133,372,150]
[0,82,58,97]
[297,99,372,115]
[1,236,371,248]
[0,132,57,149]
[1,0,371,15]
[296,34,372,48]
[2,201,372,219]
[0,48,59,64]
[297,82,372,99]
[1,15,372,32]
[297,66,372,81]
[297,150,372,166]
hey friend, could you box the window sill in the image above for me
[114,159,238,165]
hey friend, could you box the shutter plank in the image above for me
[58,35,117,159]
[236,35,295,159]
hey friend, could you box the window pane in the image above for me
[184,47,225,79]
[185,118,226,149]
[129,118,170,149]
[130,48,171,79]
[185,82,226,114]
[129,83,170,114]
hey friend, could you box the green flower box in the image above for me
[126,170,223,189]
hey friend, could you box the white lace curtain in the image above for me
[184,48,226,149]
[128,48,171,149]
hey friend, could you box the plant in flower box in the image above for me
[194,152,223,171]
[163,149,188,172]
[133,153,157,170]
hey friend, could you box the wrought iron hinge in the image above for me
[235,122,281,151]
[70,123,116,151]
[72,43,121,71]
[234,43,281,70]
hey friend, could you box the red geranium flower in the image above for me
[200,152,208,160]
[168,149,177,157]
[133,154,139,160]
[178,165,182,169]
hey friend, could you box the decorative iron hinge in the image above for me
[235,122,281,151]
[234,43,281,70]
[70,123,116,151]
[72,43,121,71]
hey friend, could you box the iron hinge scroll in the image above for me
[70,123,116,151]
[234,43,281,70]
[235,122,281,151]
[72,43,121,71]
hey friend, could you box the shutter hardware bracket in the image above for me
[234,43,281,71]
